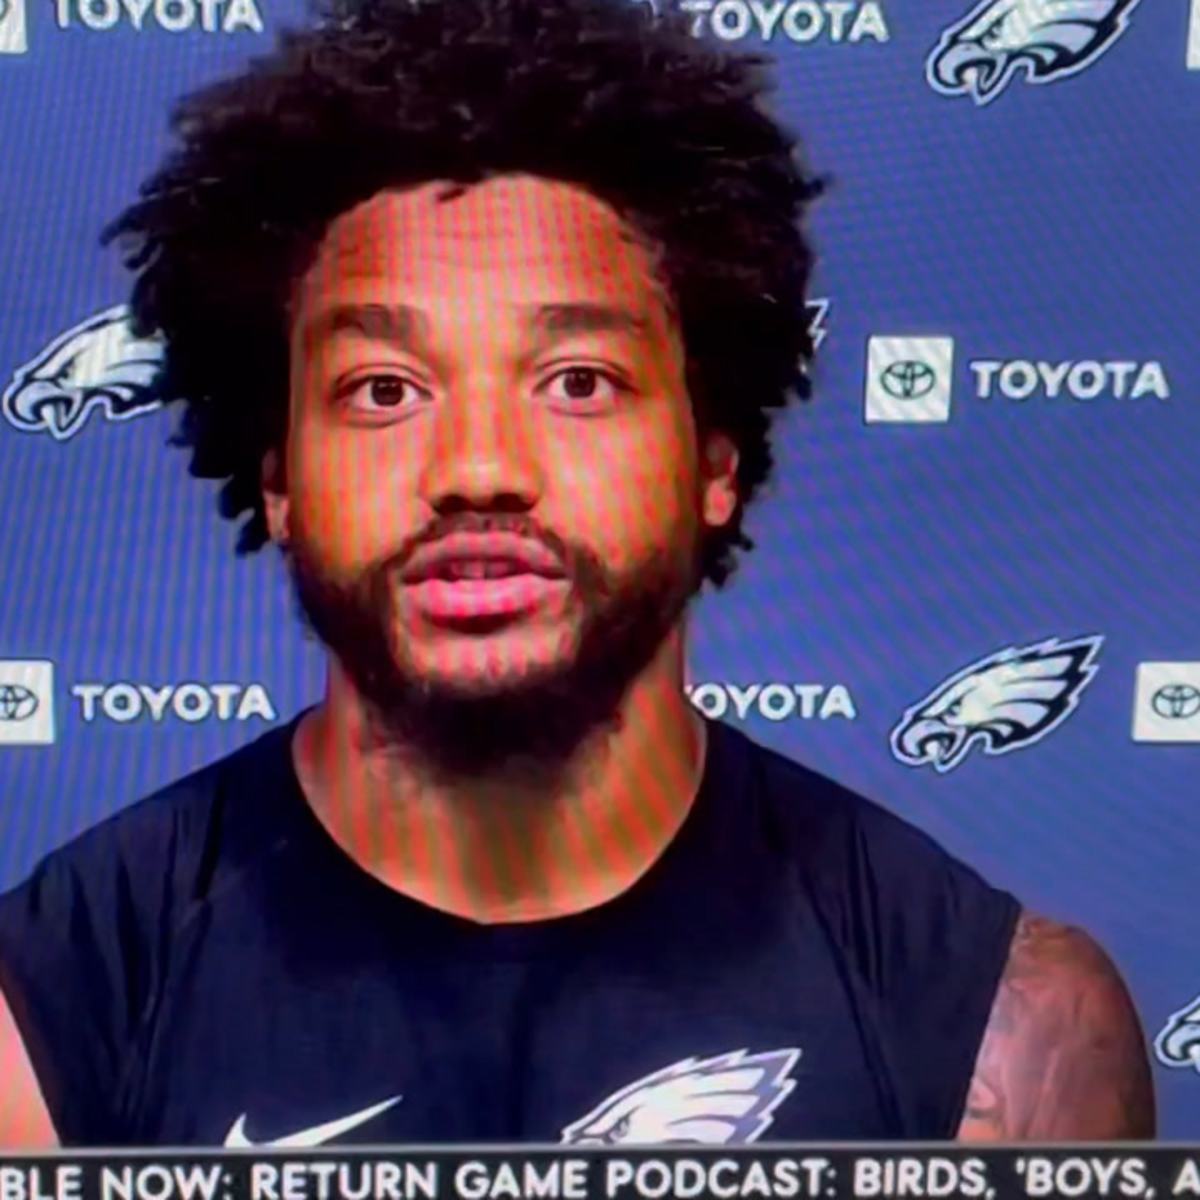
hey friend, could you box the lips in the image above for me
[399,532,569,624]
[402,575,568,622]
[401,532,566,585]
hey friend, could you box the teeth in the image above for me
[440,559,522,581]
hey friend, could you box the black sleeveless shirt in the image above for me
[0,711,1020,1146]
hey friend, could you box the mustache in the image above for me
[385,512,589,582]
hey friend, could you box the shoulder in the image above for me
[715,720,1025,1133]
[0,722,298,1147]
[725,717,963,852]
[0,719,298,928]
[959,911,1156,1139]
[718,718,1016,910]
[714,719,1021,984]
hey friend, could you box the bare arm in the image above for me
[957,911,1155,1140]
[0,984,59,1147]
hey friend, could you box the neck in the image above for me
[291,628,707,923]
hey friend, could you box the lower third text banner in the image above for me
[0,1147,1197,1200]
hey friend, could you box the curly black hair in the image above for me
[102,0,825,587]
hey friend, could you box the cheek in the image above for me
[288,427,419,566]
[557,412,699,556]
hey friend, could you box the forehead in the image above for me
[297,174,672,314]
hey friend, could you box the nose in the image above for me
[416,376,545,514]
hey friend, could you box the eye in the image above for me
[980,18,1005,48]
[604,1114,632,1143]
[541,366,628,410]
[340,374,427,413]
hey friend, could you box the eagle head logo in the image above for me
[1156,994,1200,1073]
[3,305,165,441]
[890,635,1103,773]
[926,0,1141,105]
[559,1048,801,1146]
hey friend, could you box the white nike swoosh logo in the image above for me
[224,1096,402,1148]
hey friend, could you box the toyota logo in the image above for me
[1152,683,1200,720]
[0,684,38,722]
[881,360,936,400]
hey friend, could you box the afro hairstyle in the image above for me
[103,0,826,587]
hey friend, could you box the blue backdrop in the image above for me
[1,0,1197,1137]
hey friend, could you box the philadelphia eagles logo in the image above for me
[1155,994,1200,1073]
[560,1048,801,1145]
[3,305,164,441]
[927,0,1142,105]
[890,635,1103,773]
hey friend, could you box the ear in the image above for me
[700,431,738,530]
[261,445,290,547]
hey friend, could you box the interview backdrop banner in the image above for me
[0,0,1197,1135]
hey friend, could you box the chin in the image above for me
[426,654,576,697]
[400,617,578,675]
[397,644,577,701]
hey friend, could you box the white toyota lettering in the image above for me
[54,0,262,33]
[686,683,857,721]
[678,0,888,44]
[970,359,1171,401]
[71,683,276,723]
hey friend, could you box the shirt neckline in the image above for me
[269,705,728,955]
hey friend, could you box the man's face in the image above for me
[268,174,736,774]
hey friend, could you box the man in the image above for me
[0,0,1153,1146]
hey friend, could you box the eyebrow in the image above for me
[530,302,651,339]
[301,301,652,354]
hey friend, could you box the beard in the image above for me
[287,512,704,781]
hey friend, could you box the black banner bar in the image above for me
[1,1147,1199,1200]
